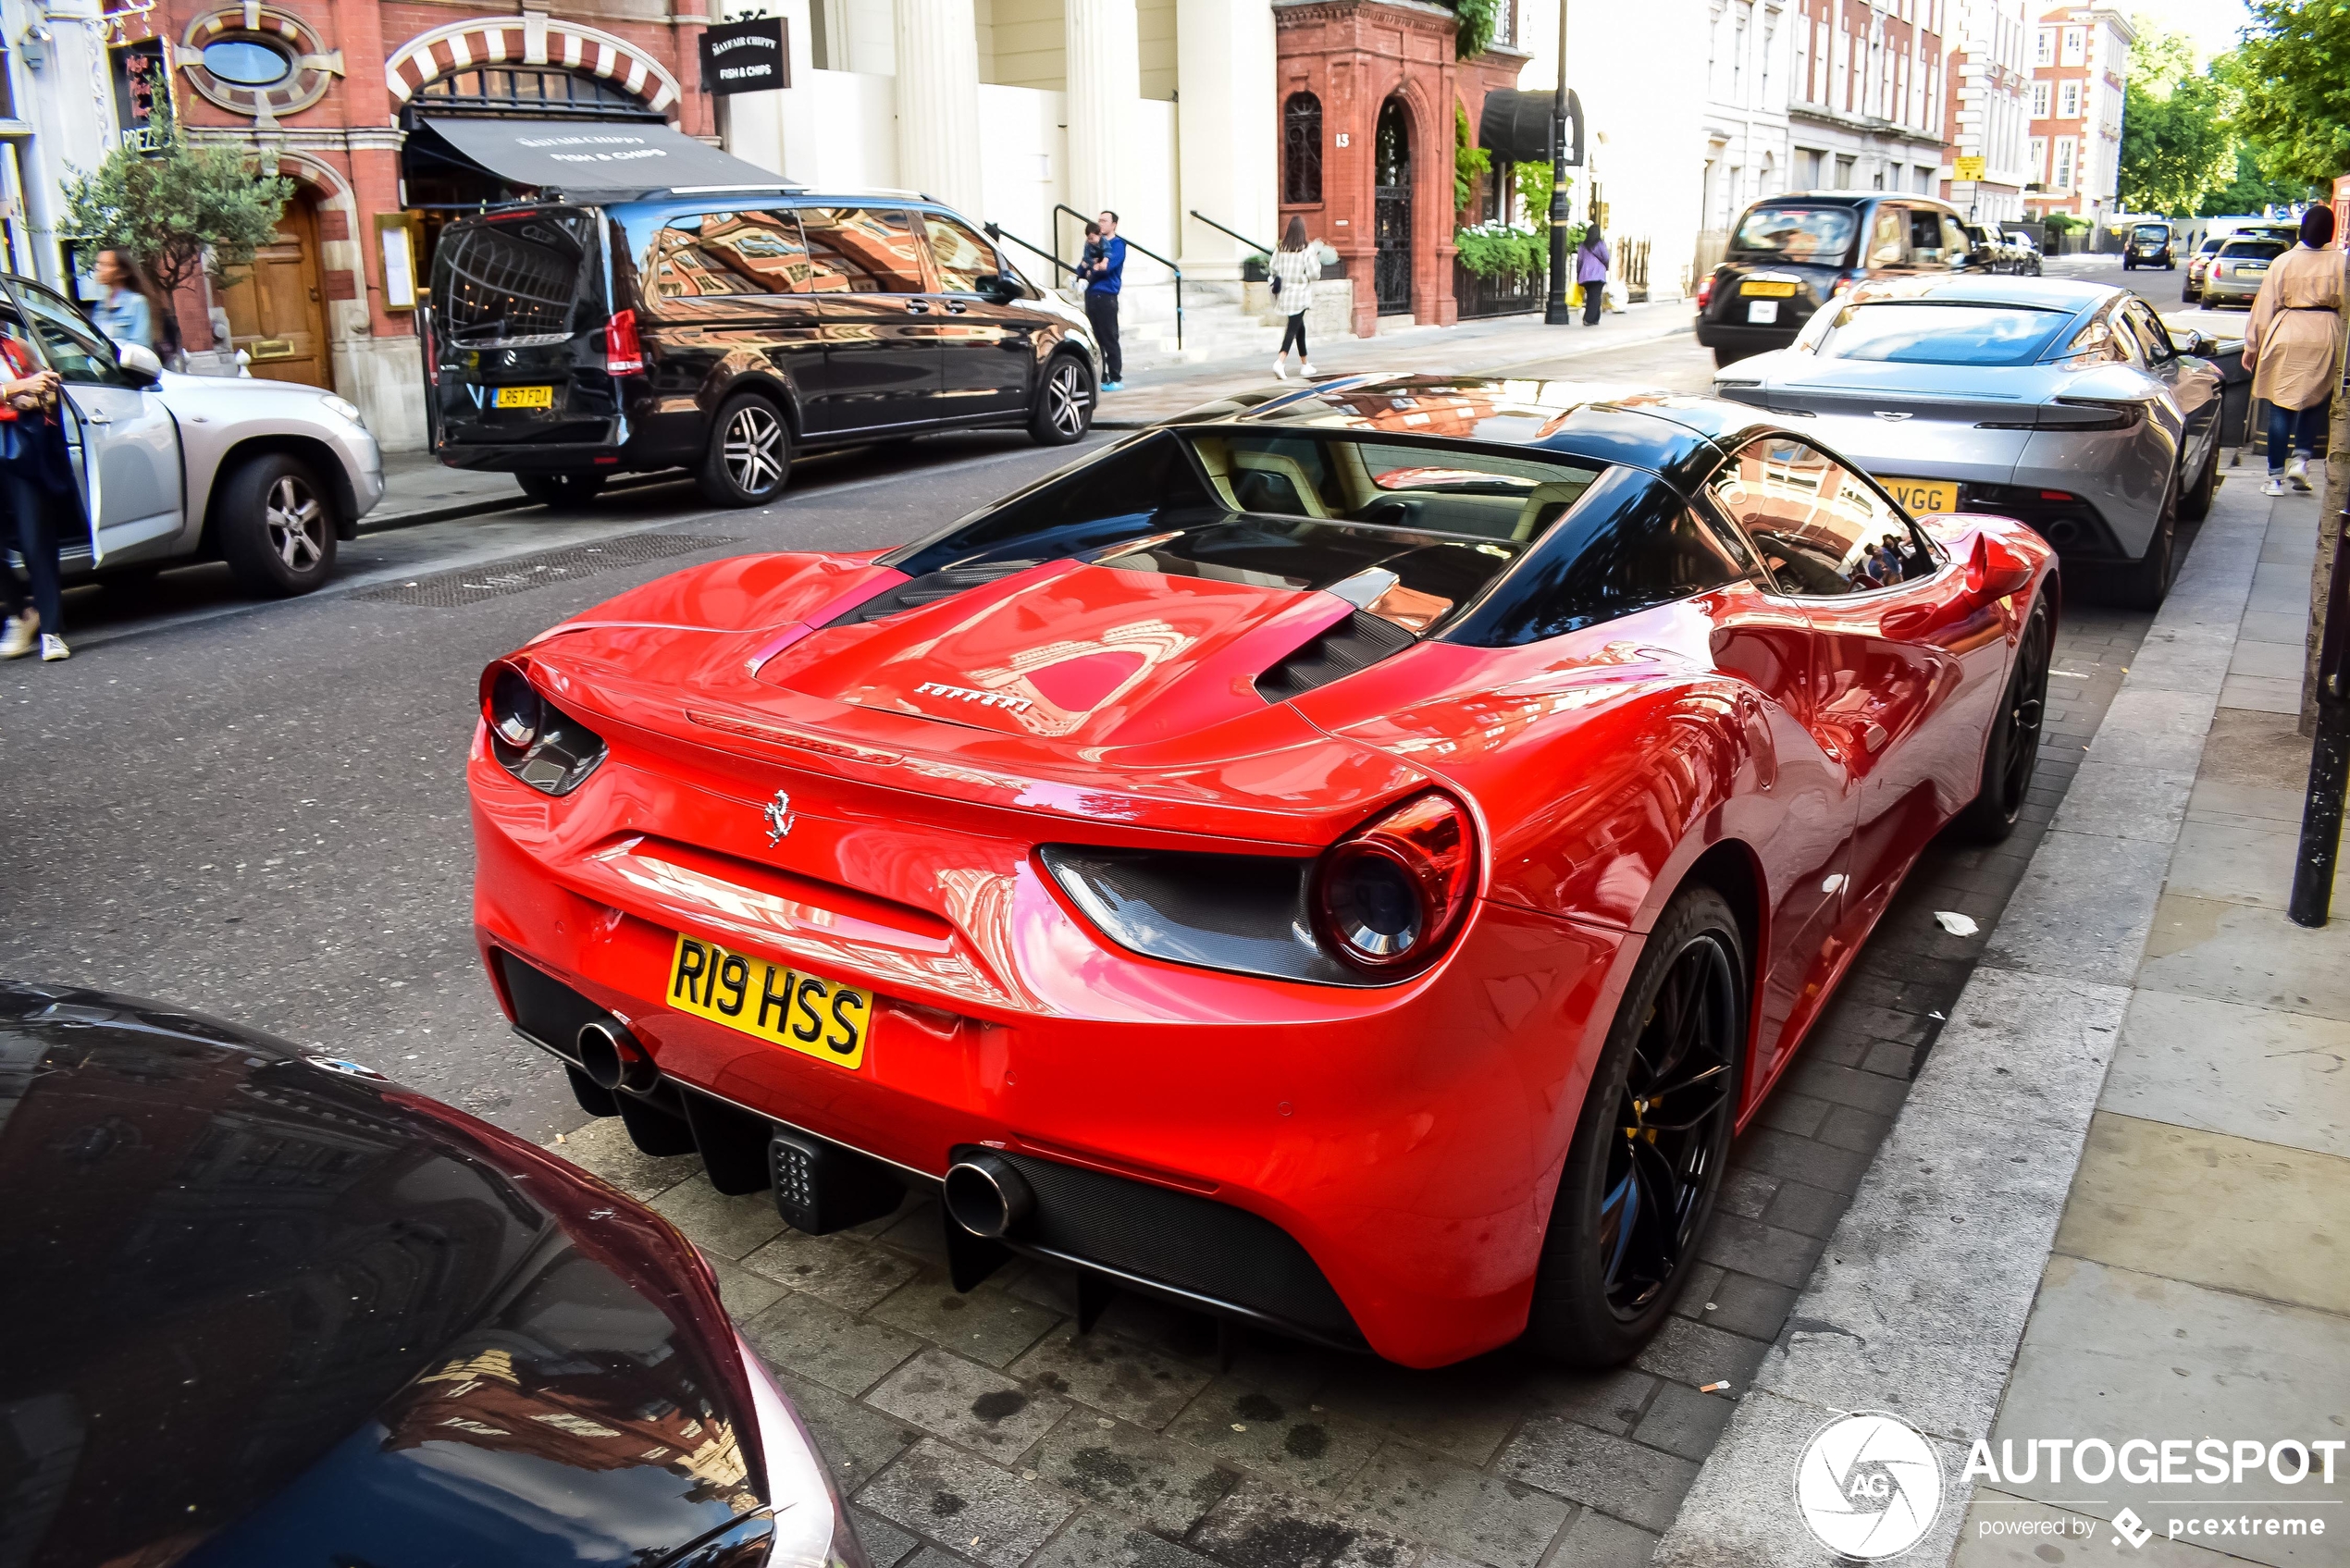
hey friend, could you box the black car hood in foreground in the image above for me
[0,984,809,1568]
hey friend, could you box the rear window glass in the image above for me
[1730,205,1857,262]
[2220,240,2288,260]
[432,212,597,344]
[1808,302,2073,366]
[2133,225,2170,241]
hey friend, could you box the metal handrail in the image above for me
[1188,210,1271,256]
[984,222,1083,279]
[1053,203,1181,350]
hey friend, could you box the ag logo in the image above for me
[1794,1411,1944,1560]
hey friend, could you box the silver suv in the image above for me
[2,274,384,598]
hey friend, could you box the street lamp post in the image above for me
[1543,0,1571,324]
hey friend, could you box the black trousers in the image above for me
[0,469,62,636]
[1581,280,1603,325]
[1280,313,1308,357]
[1085,291,1121,382]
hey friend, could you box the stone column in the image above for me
[1065,0,1140,219]
[1175,0,1277,279]
[893,0,983,216]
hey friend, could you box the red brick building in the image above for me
[119,1,715,449]
[1272,0,1526,338]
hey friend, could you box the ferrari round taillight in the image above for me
[482,659,541,750]
[1310,793,1477,976]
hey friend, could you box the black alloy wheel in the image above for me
[516,472,608,510]
[2117,469,2180,611]
[218,451,339,598]
[2180,430,2220,522]
[1957,598,2052,843]
[697,392,792,508]
[1527,885,1745,1366]
[1028,355,1094,446]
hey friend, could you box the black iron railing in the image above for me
[984,222,1084,281]
[1188,210,1272,256]
[1453,260,1540,318]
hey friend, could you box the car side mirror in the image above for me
[117,342,163,384]
[2182,331,2212,358]
[1966,532,2034,604]
[976,274,1021,303]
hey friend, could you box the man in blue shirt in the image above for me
[1083,210,1125,390]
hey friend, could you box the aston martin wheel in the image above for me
[2179,430,2220,522]
[2118,469,2180,611]
[218,452,339,599]
[696,392,792,507]
[1527,885,1744,1366]
[1957,598,2051,844]
[1028,354,1094,446]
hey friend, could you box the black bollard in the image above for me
[2289,506,2350,926]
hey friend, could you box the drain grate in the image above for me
[354,533,747,608]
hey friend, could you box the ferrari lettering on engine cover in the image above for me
[913,681,1033,713]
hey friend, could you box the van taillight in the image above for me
[603,309,644,376]
[1697,272,1715,310]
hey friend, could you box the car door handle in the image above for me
[944,301,969,314]
[80,408,110,424]
[905,300,932,315]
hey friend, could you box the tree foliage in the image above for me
[2232,0,2350,188]
[2197,142,2320,216]
[61,118,292,309]
[1453,0,1500,58]
[1453,103,1491,215]
[2118,23,2235,216]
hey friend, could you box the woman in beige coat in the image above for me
[2244,204,2343,495]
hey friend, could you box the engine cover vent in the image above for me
[1254,610,1416,703]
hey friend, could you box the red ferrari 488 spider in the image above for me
[471,377,2053,1370]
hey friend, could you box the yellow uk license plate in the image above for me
[666,932,872,1068]
[1882,476,1959,515]
[495,384,555,409]
[1741,279,1798,297]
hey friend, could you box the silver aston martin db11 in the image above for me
[1711,276,2225,608]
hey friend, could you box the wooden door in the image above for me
[219,199,328,387]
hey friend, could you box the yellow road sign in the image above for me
[1954,155,1986,181]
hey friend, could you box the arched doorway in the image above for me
[1373,97,1412,316]
[216,192,330,388]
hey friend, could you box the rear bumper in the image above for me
[1695,318,1803,357]
[469,746,1634,1368]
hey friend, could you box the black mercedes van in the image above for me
[1694,191,2000,367]
[427,193,1100,508]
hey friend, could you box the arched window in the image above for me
[1283,92,1323,205]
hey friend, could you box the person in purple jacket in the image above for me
[1576,228,1610,326]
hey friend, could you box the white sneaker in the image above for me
[0,611,32,659]
[1299,362,1317,377]
[39,634,68,661]
[2263,475,2287,496]
[2288,454,2313,491]
[1272,355,1287,381]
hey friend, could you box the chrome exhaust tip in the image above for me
[575,1019,658,1094]
[943,1151,1034,1240]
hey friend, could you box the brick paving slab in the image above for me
[539,589,2155,1565]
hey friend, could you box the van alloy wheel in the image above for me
[266,475,327,572]
[1046,363,1087,438]
[723,403,787,496]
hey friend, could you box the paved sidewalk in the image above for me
[1657,473,2350,1564]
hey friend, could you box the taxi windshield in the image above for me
[1730,205,1858,263]
[2132,225,2170,241]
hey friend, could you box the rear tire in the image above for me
[516,472,607,510]
[1526,885,1745,1367]
[696,392,792,508]
[2117,470,2180,611]
[1029,354,1094,445]
[217,452,339,599]
[2179,431,2220,522]
[1956,598,2052,844]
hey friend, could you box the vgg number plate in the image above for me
[1882,477,1959,515]
[667,932,872,1068]
[495,384,555,409]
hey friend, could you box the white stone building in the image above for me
[1697,0,1800,276]
[1785,0,1954,205]
[1942,0,2034,224]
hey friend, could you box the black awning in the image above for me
[414,116,800,200]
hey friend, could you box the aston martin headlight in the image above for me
[478,657,606,796]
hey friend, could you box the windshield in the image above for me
[1730,205,1858,263]
[2132,225,2169,241]
[2221,240,2289,260]
[1807,302,2075,366]
[431,210,600,345]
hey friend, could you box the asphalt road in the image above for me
[0,329,1716,1142]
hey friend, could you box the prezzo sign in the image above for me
[700,18,787,95]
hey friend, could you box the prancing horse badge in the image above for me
[763,789,795,845]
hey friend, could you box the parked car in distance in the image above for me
[1712,276,2224,609]
[2183,235,2226,302]
[1697,191,2004,366]
[1998,227,2045,276]
[2201,234,2292,309]
[0,274,383,599]
[2121,221,2175,270]
[470,376,2059,1371]
[0,982,870,1568]
[428,191,1101,511]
